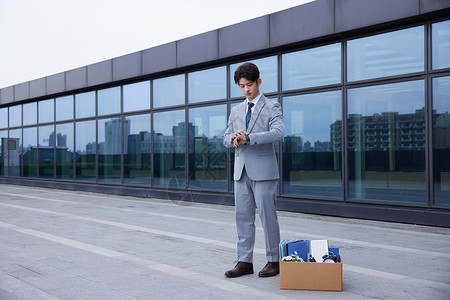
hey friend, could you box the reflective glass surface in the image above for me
[23,127,37,177]
[38,125,54,178]
[348,80,426,204]
[56,95,74,121]
[0,108,7,128]
[75,120,96,182]
[347,26,424,81]
[98,87,121,116]
[282,43,341,90]
[432,76,450,206]
[9,105,21,128]
[76,91,95,119]
[188,105,227,190]
[153,74,185,108]
[8,129,21,176]
[124,114,151,185]
[432,20,450,70]
[23,102,37,126]
[0,130,7,176]
[98,118,121,184]
[123,81,150,112]
[39,99,54,124]
[282,91,342,198]
[230,56,277,97]
[188,66,226,103]
[154,110,186,188]
[56,122,74,180]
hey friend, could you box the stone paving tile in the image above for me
[0,289,20,300]
[0,184,449,299]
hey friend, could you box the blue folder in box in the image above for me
[286,240,310,262]
[279,239,295,259]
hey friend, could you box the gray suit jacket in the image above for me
[223,95,284,181]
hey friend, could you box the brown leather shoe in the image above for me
[224,262,254,278]
[258,262,279,277]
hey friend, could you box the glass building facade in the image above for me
[1,3,449,226]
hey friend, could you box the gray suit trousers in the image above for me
[235,167,280,263]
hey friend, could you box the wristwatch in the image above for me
[245,134,250,143]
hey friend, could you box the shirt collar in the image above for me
[247,93,262,107]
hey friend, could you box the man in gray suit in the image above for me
[223,63,284,278]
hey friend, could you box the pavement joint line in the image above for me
[1,191,448,259]
[345,265,450,292]
[0,220,291,299]
[1,202,449,290]
[0,221,126,258]
[1,186,447,239]
[344,265,408,280]
[0,201,260,254]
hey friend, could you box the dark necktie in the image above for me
[246,102,254,130]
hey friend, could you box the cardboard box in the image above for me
[279,259,342,291]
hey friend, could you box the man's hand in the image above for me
[232,130,248,148]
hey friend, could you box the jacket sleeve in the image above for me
[248,101,284,145]
[223,110,235,148]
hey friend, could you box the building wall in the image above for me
[1,0,450,226]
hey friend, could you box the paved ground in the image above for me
[0,184,449,300]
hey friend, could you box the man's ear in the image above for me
[257,78,262,86]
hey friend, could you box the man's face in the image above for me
[238,78,261,101]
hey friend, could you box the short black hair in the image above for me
[234,62,260,84]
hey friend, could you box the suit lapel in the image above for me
[236,100,247,130]
[247,95,266,133]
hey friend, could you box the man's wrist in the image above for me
[245,134,250,144]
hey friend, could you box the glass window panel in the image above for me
[124,114,151,185]
[0,108,7,128]
[98,87,121,116]
[432,20,450,70]
[23,102,37,126]
[56,95,74,121]
[154,110,186,188]
[9,105,21,128]
[98,118,121,184]
[282,91,342,198]
[8,129,21,176]
[188,105,227,190]
[231,56,278,97]
[432,76,450,206]
[282,43,341,90]
[188,66,226,103]
[347,26,424,81]
[38,125,55,179]
[56,122,74,180]
[0,130,7,176]
[123,81,150,112]
[348,80,426,204]
[153,74,185,108]
[75,91,95,119]
[75,120,96,182]
[39,99,54,124]
[23,127,37,178]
